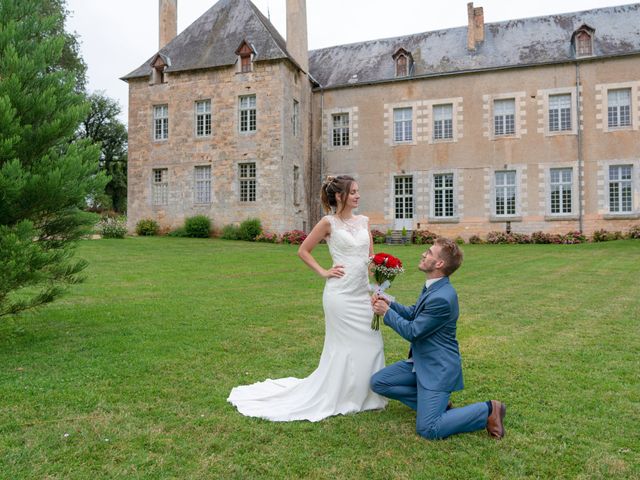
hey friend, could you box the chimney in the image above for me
[467,2,485,51]
[159,0,177,50]
[286,0,309,72]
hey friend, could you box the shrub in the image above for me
[281,230,307,245]
[371,229,386,244]
[592,229,622,242]
[531,231,552,244]
[166,227,188,237]
[99,216,127,239]
[135,218,159,236]
[401,226,408,238]
[185,215,211,238]
[511,233,531,244]
[255,232,280,243]
[221,224,240,240]
[628,224,640,239]
[486,231,512,244]
[455,236,465,245]
[238,218,262,241]
[561,231,586,244]
[413,229,438,245]
[468,235,484,244]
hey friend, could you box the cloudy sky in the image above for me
[64,0,632,124]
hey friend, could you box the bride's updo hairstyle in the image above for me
[321,175,355,214]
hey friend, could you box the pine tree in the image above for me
[0,0,108,317]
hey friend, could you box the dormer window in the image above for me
[150,53,170,85]
[572,25,595,58]
[392,48,413,78]
[235,40,256,73]
[396,55,407,77]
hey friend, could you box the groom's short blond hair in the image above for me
[435,237,463,276]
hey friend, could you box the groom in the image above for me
[371,237,506,440]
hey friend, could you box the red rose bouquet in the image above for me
[369,252,404,330]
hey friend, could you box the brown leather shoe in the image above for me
[486,400,506,439]
[446,400,453,411]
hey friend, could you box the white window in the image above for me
[153,104,168,140]
[194,166,211,204]
[495,171,517,216]
[394,107,413,143]
[494,99,515,136]
[394,176,414,219]
[608,89,632,129]
[292,100,299,137]
[195,100,211,137]
[550,168,572,214]
[239,95,256,132]
[239,162,256,202]
[152,168,168,205]
[433,104,453,140]
[332,113,349,147]
[549,94,572,132]
[608,165,633,213]
[433,173,455,217]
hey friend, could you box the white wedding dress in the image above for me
[227,215,387,421]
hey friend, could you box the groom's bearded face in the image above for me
[419,246,443,273]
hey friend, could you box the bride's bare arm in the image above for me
[369,230,374,257]
[298,218,344,279]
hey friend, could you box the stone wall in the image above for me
[317,56,640,238]
[127,59,312,234]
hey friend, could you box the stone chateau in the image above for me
[123,0,640,238]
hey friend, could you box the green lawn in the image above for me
[1,238,639,479]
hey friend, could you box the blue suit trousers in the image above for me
[371,361,489,440]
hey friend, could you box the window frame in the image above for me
[153,104,169,141]
[432,172,455,219]
[608,164,633,213]
[194,165,212,204]
[607,88,632,130]
[433,104,454,141]
[493,99,516,137]
[239,95,257,133]
[494,170,517,217]
[152,168,168,206]
[331,112,350,147]
[239,162,256,203]
[194,99,212,138]
[549,167,573,215]
[393,107,413,143]
[548,94,572,133]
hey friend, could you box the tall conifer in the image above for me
[0,0,108,316]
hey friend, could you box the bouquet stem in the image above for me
[371,313,381,331]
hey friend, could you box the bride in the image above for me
[227,175,387,421]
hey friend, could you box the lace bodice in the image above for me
[325,215,370,292]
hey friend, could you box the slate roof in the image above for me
[123,1,640,88]
[309,3,640,89]
[122,0,294,80]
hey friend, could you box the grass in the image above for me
[1,237,639,479]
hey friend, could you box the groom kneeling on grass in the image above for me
[371,237,506,440]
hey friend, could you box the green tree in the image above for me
[78,92,128,212]
[0,0,108,317]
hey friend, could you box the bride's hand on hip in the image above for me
[323,265,345,278]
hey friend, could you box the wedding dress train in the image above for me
[227,215,387,421]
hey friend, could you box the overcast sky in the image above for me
[64,0,632,124]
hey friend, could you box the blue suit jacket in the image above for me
[383,277,464,392]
